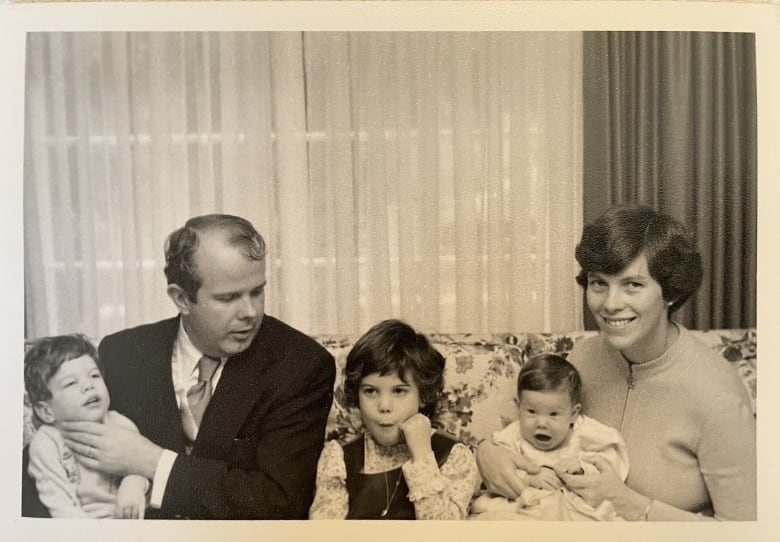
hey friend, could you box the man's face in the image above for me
[176,232,266,358]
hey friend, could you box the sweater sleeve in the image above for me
[27,429,89,518]
[695,392,756,520]
[402,443,479,520]
[646,389,756,521]
[308,440,349,519]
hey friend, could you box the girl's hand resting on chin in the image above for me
[399,413,433,462]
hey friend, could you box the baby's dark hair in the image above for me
[517,353,582,406]
[344,319,445,418]
[24,334,99,406]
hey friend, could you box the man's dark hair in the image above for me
[164,214,266,302]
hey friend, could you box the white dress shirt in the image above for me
[149,321,226,509]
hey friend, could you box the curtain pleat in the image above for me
[25,31,584,339]
[583,31,756,330]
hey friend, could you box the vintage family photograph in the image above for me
[2,1,778,541]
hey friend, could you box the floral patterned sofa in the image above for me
[22,329,756,450]
[319,329,757,448]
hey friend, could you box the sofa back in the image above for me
[319,329,756,447]
[22,329,756,449]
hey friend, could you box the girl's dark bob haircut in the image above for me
[344,319,445,418]
[574,204,703,313]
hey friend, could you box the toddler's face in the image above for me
[358,370,422,447]
[517,389,580,452]
[36,354,110,426]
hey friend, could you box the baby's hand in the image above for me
[114,475,148,519]
[554,457,585,476]
[525,467,563,490]
[399,413,433,462]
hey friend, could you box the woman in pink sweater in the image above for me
[476,205,755,520]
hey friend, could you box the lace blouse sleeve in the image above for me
[402,442,479,520]
[308,440,349,519]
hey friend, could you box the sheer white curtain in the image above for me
[24,31,583,340]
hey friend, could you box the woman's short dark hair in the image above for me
[344,319,445,418]
[574,204,703,313]
[24,334,99,405]
[164,214,266,302]
[517,353,581,406]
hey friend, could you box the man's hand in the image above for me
[114,475,149,519]
[525,467,563,491]
[557,455,626,508]
[61,421,163,479]
[475,440,541,499]
[399,413,433,462]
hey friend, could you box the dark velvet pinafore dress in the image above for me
[343,432,457,519]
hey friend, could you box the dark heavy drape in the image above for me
[583,32,756,330]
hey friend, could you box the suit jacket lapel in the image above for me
[193,318,276,454]
[142,317,185,451]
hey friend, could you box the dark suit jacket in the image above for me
[98,314,335,519]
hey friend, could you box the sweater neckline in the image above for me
[617,323,689,378]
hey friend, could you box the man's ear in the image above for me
[33,401,56,425]
[167,284,193,315]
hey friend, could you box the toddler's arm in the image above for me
[115,475,149,519]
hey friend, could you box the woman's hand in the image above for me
[399,413,433,462]
[558,454,653,520]
[526,467,563,491]
[475,440,541,499]
[557,455,626,507]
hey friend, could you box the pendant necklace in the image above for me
[380,470,403,517]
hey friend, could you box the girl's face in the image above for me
[358,370,423,447]
[518,389,580,451]
[586,252,672,363]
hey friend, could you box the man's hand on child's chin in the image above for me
[61,421,163,479]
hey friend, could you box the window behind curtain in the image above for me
[24,31,584,339]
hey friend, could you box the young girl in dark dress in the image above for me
[309,319,478,519]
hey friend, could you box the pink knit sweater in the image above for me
[568,324,756,520]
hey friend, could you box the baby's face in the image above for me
[517,389,580,451]
[37,354,110,426]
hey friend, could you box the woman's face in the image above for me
[585,253,671,363]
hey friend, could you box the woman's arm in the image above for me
[697,392,756,520]
[475,439,540,499]
[308,440,349,519]
[403,442,479,520]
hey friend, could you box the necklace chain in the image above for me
[380,470,403,517]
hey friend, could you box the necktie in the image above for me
[181,355,220,445]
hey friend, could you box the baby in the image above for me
[24,334,149,518]
[471,353,629,520]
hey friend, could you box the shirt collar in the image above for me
[175,319,225,377]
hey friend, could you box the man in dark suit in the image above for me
[57,214,335,519]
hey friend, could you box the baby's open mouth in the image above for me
[83,396,100,407]
[534,434,551,442]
